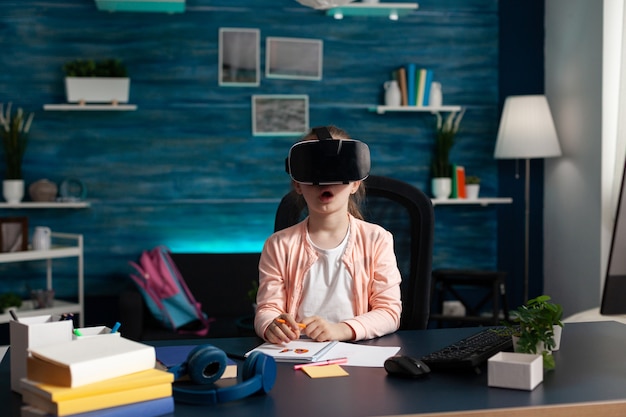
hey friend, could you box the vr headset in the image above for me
[286,127,371,185]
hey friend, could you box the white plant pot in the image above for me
[65,77,130,104]
[3,179,25,204]
[432,177,451,200]
[466,184,480,199]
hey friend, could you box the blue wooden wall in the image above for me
[0,0,500,299]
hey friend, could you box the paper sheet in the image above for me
[320,343,400,367]
[302,364,349,378]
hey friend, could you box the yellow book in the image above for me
[20,368,173,402]
[21,383,172,417]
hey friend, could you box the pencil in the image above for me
[276,318,306,329]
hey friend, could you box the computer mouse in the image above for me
[384,355,431,378]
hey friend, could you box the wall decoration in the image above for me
[0,217,28,253]
[266,37,323,80]
[219,28,260,86]
[252,95,309,136]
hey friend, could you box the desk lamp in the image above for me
[494,95,562,303]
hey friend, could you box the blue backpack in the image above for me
[129,246,213,336]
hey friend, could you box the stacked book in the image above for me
[19,336,174,417]
[392,64,434,107]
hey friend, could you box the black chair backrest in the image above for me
[274,175,434,330]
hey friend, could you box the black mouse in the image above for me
[384,355,431,378]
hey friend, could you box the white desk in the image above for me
[564,307,626,324]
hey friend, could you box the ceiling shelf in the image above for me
[326,3,418,20]
[0,201,90,209]
[43,104,137,111]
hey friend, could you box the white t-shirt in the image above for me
[297,228,355,323]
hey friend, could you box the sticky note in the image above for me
[302,364,349,378]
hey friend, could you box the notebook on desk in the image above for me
[245,340,338,363]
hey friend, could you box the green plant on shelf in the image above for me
[63,59,128,77]
[466,175,480,185]
[431,109,466,178]
[0,292,23,313]
[0,102,34,180]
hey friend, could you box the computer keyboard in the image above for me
[420,326,517,371]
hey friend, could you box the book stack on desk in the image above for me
[19,336,174,417]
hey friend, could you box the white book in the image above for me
[245,339,339,363]
[27,336,156,388]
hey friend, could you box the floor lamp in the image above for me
[493,95,562,303]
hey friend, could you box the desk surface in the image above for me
[2,321,626,417]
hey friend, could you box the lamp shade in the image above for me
[494,95,562,159]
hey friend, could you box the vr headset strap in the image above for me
[313,126,332,140]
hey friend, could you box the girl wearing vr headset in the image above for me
[254,126,402,344]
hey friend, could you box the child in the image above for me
[254,125,402,343]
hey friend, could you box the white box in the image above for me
[72,326,121,339]
[9,315,73,393]
[488,352,543,391]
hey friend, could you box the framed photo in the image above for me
[218,28,260,86]
[252,95,309,136]
[266,37,323,80]
[0,217,28,252]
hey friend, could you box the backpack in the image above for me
[129,246,213,336]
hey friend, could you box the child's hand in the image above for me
[301,316,354,342]
[264,314,301,344]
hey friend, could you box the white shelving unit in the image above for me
[369,105,462,114]
[431,197,513,207]
[43,104,136,111]
[0,233,84,326]
[0,201,90,209]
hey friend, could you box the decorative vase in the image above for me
[466,184,480,200]
[3,179,25,204]
[431,178,451,200]
[384,80,401,106]
[29,179,58,202]
[429,81,442,107]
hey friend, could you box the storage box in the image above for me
[9,315,73,393]
[488,352,543,391]
[72,326,121,339]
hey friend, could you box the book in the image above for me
[422,70,434,106]
[394,67,408,106]
[155,344,237,379]
[451,165,466,199]
[20,368,174,402]
[416,68,428,107]
[20,397,174,417]
[21,383,172,417]
[27,336,156,388]
[406,63,416,106]
[245,339,339,363]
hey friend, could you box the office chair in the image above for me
[274,175,434,330]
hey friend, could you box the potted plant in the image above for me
[0,102,34,204]
[431,109,465,199]
[507,295,563,371]
[0,292,22,313]
[465,175,480,199]
[63,58,130,104]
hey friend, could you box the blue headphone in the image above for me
[167,344,276,405]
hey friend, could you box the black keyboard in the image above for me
[420,326,516,371]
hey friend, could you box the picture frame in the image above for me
[252,95,309,137]
[0,217,28,253]
[218,28,260,86]
[266,37,323,80]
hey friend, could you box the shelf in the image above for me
[0,245,82,263]
[430,197,513,207]
[370,105,462,114]
[0,201,90,209]
[0,299,81,324]
[43,104,137,111]
[95,0,185,13]
[327,3,418,20]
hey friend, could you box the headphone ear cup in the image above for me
[243,351,277,394]
[186,344,227,384]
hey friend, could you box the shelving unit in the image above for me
[431,197,512,207]
[0,201,90,209]
[0,233,84,326]
[369,105,462,114]
[326,3,418,20]
[43,104,137,111]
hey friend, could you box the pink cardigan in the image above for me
[254,214,402,341]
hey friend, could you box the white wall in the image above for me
[544,0,604,316]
